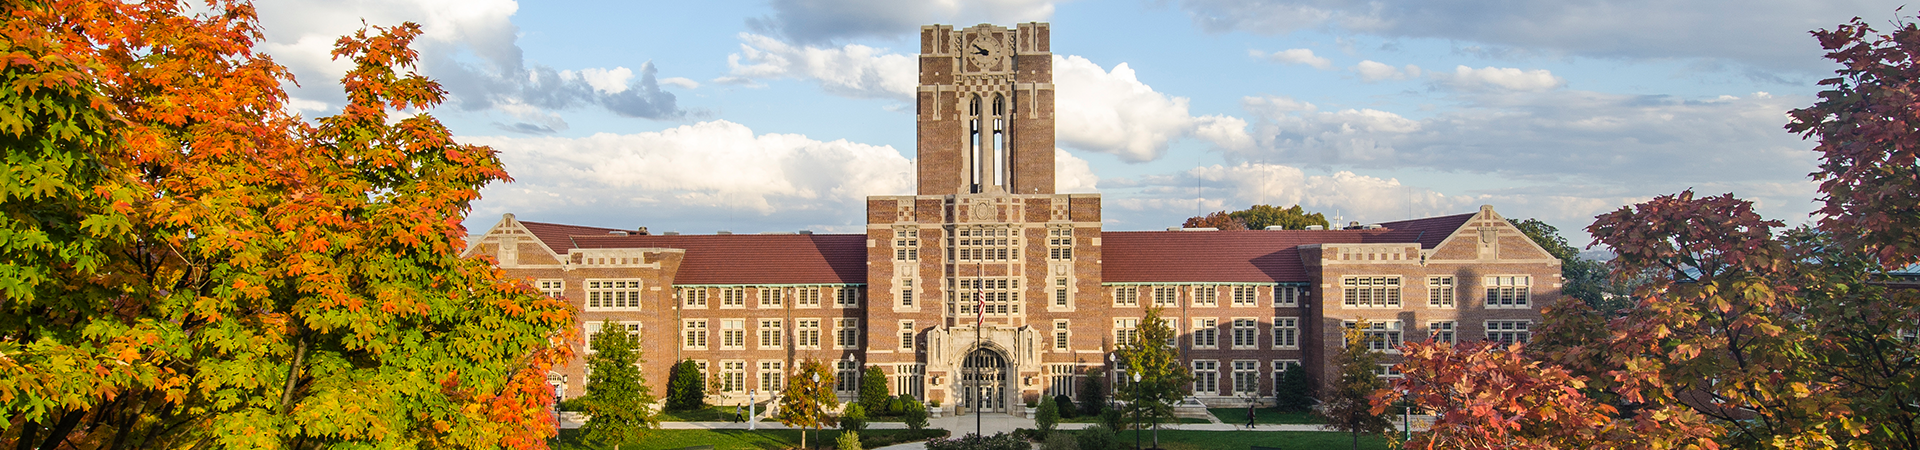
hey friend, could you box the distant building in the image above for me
[463,23,1557,411]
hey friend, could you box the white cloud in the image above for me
[466,120,912,231]
[1435,66,1563,91]
[1056,148,1100,194]
[1352,60,1420,82]
[749,0,1061,44]
[1180,0,1901,74]
[1054,55,1254,162]
[722,33,917,100]
[659,77,701,89]
[253,0,686,132]
[1251,48,1332,70]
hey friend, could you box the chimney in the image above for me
[636,226,649,235]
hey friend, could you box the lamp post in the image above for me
[811,372,822,450]
[1107,353,1116,414]
[1131,372,1143,450]
[747,389,756,431]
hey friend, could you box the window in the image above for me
[1114,286,1139,307]
[1162,318,1179,347]
[834,286,862,308]
[721,360,746,393]
[758,361,784,392]
[1273,317,1299,349]
[1232,318,1259,349]
[1232,360,1260,396]
[718,287,746,308]
[900,279,914,308]
[760,287,783,307]
[1275,286,1299,308]
[1192,360,1219,395]
[1428,276,1456,308]
[584,321,641,353]
[584,279,642,310]
[895,364,925,399]
[1048,364,1078,397]
[1114,318,1139,347]
[1192,285,1218,307]
[536,279,564,298]
[796,319,822,349]
[1374,364,1404,379]
[797,287,822,307]
[1485,276,1531,308]
[680,287,708,308]
[895,228,919,261]
[1430,321,1456,344]
[836,360,860,393]
[758,319,783,349]
[1192,318,1218,349]
[835,318,860,349]
[1053,278,1070,308]
[1342,276,1401,307]
[900,321,917,351]
[950,226,1019,262]
[721,319,745,350]
[682,320,708,350]
[1052,321,1071,350]
[1151,286,1179,307]
[1345,320,1403,352]
[1486,320,1532,344]
[1048,227,1073,260]
[950,278,1020,317]
[1231,285,1257,307]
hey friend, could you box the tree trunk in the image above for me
[1351,430,1359,450]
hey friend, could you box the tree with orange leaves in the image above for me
[0,1,571,449]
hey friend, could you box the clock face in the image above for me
[966,37,1008,72]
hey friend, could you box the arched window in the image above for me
[992,94,1007,186]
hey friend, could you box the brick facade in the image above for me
[461,22,1554,410]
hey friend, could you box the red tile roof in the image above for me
[568,233,867,285]
[517,220,629,254]
[1100,214,1473,283]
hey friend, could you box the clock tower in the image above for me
[915,23,1055,195]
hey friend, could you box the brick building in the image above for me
[462,22,1557,412]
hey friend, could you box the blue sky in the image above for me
[254,0,1901,247]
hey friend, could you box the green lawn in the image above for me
[1209,408,1323,425]
[1056,414,1212,424]
[1104,429,1391,450]
[554,428,945,450]
[658,406,752,422]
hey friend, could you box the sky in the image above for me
[251,0,1904,248]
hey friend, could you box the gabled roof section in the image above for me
[1373,213,1475,249]
[569,234,867,285]
[1101,229,1379,283]
[517,220,630,254]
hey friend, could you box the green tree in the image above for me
[837,429,864,450]
[841,402,868,432]
[0,4,571,449]
[1035,394,1060,434]
[581,324,659,448]
[859,365,890,414]
[1181,210,1248,230]
[1273,363,1313,412]
[1116,307,1190,448]
[1318,322,1392,450]
[779,359,839,449]
[902,398,929,431]
[666,359,706,411]
[1078,368,1108,417]
[1231,204,1331,230]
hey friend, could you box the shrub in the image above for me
[1075,425,1119,450]
[1098,408,1126,432]
[1035,397,1060,434]
[903,399,930,431]
[860,429,948,448]
[665,359,706,411]
[837,430,863,450]
[1053,394,1077,419]
[924,432,1028,450]
[1041,431,1081,450]
[860,366,890,413]
[842,403,868,432]
[1274,363,1314,412]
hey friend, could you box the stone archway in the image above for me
[961,347,1010,413]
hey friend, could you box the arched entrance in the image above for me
[961,348,1009,413]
